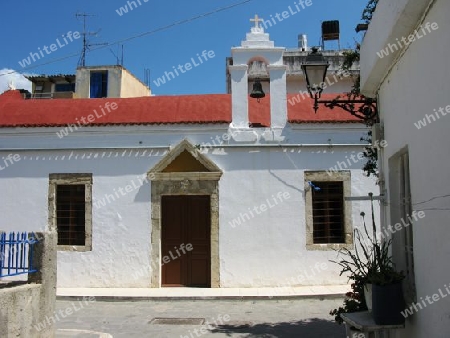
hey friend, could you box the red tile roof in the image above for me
[0,90,360,128]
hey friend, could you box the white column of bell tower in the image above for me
[268,65,287,128]
[229,64,249,128]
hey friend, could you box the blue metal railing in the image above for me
[0,232,38,278]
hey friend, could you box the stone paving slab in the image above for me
[55,298,347,338]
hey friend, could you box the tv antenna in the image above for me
[110,44,124,66]
[76,12,108,67]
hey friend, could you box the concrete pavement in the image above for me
[54,298,347,338]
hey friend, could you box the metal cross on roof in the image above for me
[250,14,263,29]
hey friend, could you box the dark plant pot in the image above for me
[372,282,405,325]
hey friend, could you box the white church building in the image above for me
[0,20,378,288]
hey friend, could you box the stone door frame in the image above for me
[147,140,222,288]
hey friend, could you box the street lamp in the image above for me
[301,47,377,120]
[301,47,329,111]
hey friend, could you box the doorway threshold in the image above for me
[56,285,350,301]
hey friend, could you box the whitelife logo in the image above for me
[0,153,21,171]
[269,263,328,298]
[259,0,313,30]
[152,50,215,87]
[376,22,438,59]
[131,242,192,280]
[288,69,352,107]
[116,0,149,16]
[34,297,96,332]
[414,103,450,130]
[93,174,154,210]
[325,140,388,176]
[18,31,81,68]
[180,314,231,338]
[228,192,291,228]
[401,283,450,318]
[56,102,118,139]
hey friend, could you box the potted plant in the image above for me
[362,194,405,325]
[366,239,405,325]
[329,211,374,335]
[331,193,405,328]
[330,206,378,320]
[356,194,382,313]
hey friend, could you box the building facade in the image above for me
[25,65,151,99]
[0,23,378,288]
[361,0,450,336]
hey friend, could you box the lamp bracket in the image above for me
[314,93,378,121]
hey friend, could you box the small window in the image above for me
[305,171,352,250]
[312,181,345,244]
[55,83,75,92]
[56,185,86,246]
[90,71,108,98]
[49,174,92,251]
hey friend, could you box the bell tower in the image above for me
[229,15,287,131]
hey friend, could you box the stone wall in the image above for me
[0,231,57,338]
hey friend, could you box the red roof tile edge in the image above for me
[0,90,362,127]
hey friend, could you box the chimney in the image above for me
[298,34,308,51]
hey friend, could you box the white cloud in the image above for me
[0,69,32,94]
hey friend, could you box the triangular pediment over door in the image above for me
[148,139,222,181]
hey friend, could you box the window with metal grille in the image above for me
[56,185,86,246]
[311,181,345,244]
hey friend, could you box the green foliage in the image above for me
[341,45,378,178]
[341,48,361,95]
[340,0,380,177]
[342,49,360,71]
[330,279,367,325]
[360,131,378,177]
[370,265,405,286]
[362,0,379,24]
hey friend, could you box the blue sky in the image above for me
[0,0,367,95]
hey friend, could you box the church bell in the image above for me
[250,79,265,102]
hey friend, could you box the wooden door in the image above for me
[161,195,211,287]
